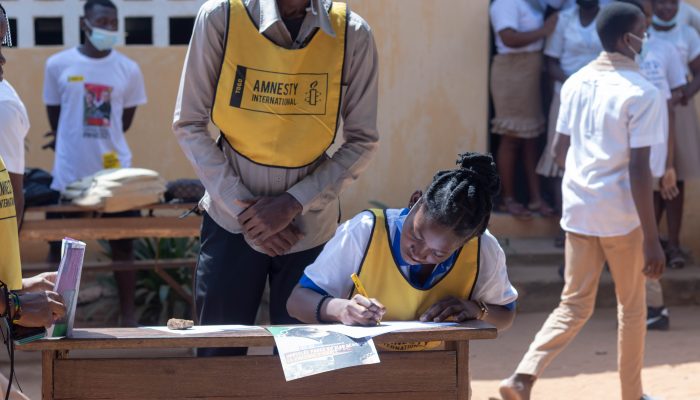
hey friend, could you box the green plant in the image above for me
[98,237,199,325]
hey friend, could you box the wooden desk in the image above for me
[19,322,497,400]
[20,202,202,241]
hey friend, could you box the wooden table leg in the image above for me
[457,341,470,400]
[42,351,56,400]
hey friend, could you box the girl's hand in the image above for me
[334,295,386,326]
[660,168,679,200]
[420,296,482,322]
[543,13,559,36]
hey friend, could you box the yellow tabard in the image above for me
[212,0,347,168]
[0,156,22,290]
[354,209,480,351]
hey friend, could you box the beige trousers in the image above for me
[516,228,647,400]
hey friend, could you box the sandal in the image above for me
[528,201,557,218]
[500,198,533,220]
[666,246,686,269]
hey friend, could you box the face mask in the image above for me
[652,13,677,28]
[85,21,118,51]
[627,32,649,64]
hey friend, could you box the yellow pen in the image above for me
[350,273,369,298]
[351,273,381,325]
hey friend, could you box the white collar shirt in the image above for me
[557,52,667,237]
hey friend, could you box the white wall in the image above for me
[3,0,206,47]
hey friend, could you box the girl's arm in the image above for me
[661,100,680,200]
[287,285,385,326]
[546,56,568,83]
[419,296,516,331]
[681,55,700,101]
[498,13,558,48]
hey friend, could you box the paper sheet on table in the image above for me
[146,325,265,335]
[308,321,458,339]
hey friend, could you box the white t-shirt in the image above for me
[0,80,30,174]
[490,0,545,54]
[302,209,518,307]
[42,48,147,192]
[557,53,666,237]
[679,1,700,33]
[545,8,602,77]
[651,24,700,75]
[640,37,687,178]
[542,0,613,11]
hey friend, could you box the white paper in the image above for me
[308,321,458,339]
[145,325,265,335]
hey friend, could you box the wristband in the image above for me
[476,301,489,321]
[9,292,21,322]
[315,295,333,324]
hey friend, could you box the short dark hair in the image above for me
[597,3,644,51]
[84,0,117,15]
[423,152,501,238]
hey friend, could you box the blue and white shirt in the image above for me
[300,208,518,310]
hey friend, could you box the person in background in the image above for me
[173,0,378,357]
[649,0,700,269]
[499,4,665,400]
[287,153,517,334]
[537,0,603,247]
[1,7,67,398]
[42,0,147,326]
[490,0,558,219]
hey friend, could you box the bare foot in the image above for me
[499,374,535,400]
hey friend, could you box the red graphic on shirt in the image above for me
[84,83,112,127]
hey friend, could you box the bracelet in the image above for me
[315,295,334,324]
[0,283,8,319]
[476,301,489,321]
[9,292,21,322]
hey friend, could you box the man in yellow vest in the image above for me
[173,0,378,356]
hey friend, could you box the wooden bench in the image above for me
[20,202,202,310]
[18,322,497,400]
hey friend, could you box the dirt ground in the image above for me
[2,306,698,400]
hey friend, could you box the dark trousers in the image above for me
[195,212,324,356]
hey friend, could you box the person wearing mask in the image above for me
[500,4,666,400]
[489,0,558,219]
[173,0,378,356]
[649,0,700,270]
[42,0,147,326]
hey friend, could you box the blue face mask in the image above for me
[652,13,678,28]
[85,21,118,51]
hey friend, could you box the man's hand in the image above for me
[237,194,303,245]
[42,131,57,151]
[660,168,680,200]
[256,224,304,257]
[20,272,57,294]
[332,295,386,326]
[642,240,665,280]
[15,291,66,328]
[420,296,482,322]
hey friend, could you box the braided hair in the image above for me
[422,152,501,238]
[0,3,10,48]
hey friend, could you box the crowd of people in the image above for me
[490,0,699,330]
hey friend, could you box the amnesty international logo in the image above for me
[305,81,322,106]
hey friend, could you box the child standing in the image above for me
[499,4,666,400]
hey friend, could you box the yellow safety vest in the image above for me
[354,209,480,351]
[212,0,347,168]
[0,156,22,290]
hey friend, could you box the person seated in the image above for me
[287,152,517,334]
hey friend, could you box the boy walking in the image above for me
[500,3,666,400]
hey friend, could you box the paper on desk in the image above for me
[145,325,265,335]
[309,321,458,339]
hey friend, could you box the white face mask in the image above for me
[85,21,118,51]
[627,32,649,64]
